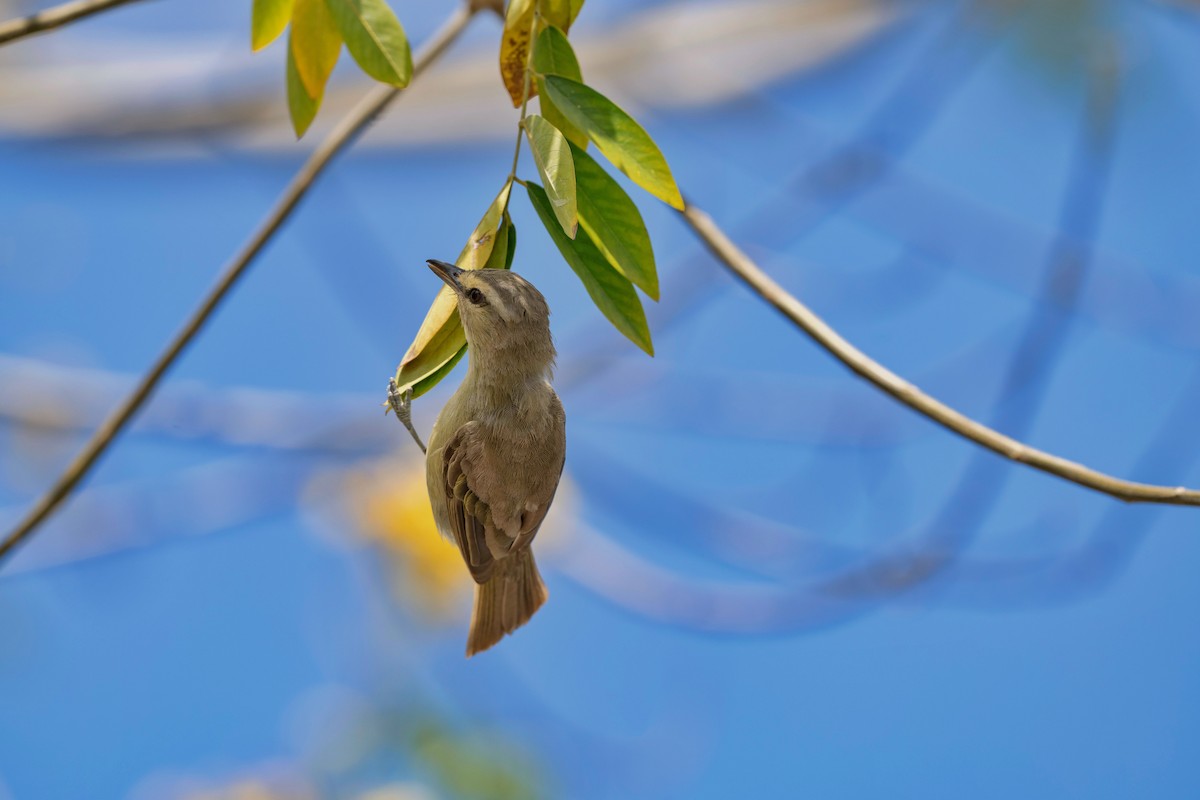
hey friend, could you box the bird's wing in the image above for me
[508,392,568,553]
[441,422,516,584]
[441,396,567,584]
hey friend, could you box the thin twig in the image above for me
[678,201,1200,507]
[0,4,477,566]
[0,0,144,46]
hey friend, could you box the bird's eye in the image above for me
[466,288,485,305]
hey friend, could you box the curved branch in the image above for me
[679,202,1200,507]
[0,0,145,46]
[0,4,477,566]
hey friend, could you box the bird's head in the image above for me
[426,259,555,372]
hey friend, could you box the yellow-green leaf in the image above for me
[539,75,683,210]
[531,25,587,148]
[537,0,572,31]
[286,31,321,137]
[571,143,657,299]
[411,345,466,398]
[394,281,464,398]
[252,0,294,51]
[401,218,512,399]
[528,181,652,355]
[394,183,514,396]
[569,0,585,26]
[457,180,512,270]
[291,0,342,100]
[499,0,536,107]
[524,115,577,238]
[325,0,412,87]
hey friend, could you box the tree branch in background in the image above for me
[0,0,144,46]
[0,3,478,566]
[678,201,1200,507]
[5,0,1197,577]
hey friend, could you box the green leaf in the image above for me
[394,183,514,395]
[531,26,587,149]
[538,89,588,151]
[571,143,658,299]
[527,182,653,355]
[532,25,581,81]
[252,0,294,51]
[503,217,517,270]
[524,115,577,238]
[286,32,321,137]
[539,75,683,210]
[499,0,536,107]
[291,0,342,100]
[325,0,412,87]
[483,216,512,272]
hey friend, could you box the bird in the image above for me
[393,259,566,656]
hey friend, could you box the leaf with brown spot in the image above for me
[499,0,536,107]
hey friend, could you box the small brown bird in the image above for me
[417,259,566,656]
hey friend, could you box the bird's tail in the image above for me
[466,549,547,657]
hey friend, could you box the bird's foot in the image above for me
[386,377,427,454]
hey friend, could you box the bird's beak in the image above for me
[427,259,464,293]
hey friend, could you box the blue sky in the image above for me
[2,1,1200,797]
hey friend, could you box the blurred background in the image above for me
[3,0,1200,797]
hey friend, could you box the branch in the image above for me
[0,4,477,566]
[678,201,1200,507]
[0,0,144,46]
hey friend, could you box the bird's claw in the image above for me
[386,377,411,419]
[386,377,426,454]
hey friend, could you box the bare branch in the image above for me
[0,0,145,46]
[679,201,1200,507]
[0,4,478,566]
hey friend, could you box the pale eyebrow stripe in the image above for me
[491,282,519,317]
